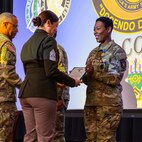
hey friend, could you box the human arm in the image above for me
[0,42,22,88]
[92,48,127,86]
[42,37,81,87]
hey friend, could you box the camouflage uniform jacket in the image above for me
[84,40,127,106]
[57,44,70,104]
[0,33,22,102]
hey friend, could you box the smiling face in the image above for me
[94,21,112,46]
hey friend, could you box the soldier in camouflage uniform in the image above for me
[0,12,22,141]
[53,43,70,142]
[83,17,127,142]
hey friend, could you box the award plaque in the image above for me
[69,67,86,80]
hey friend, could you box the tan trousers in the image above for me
[20,98,57,142]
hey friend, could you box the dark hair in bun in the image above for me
[32,10,59,27]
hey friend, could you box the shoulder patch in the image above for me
[49,49,56,61]
[7,45,16,55]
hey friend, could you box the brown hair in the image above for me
[32,10,59,27]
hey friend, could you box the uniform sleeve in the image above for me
[42,37,75,87]
[57,44,70,101]
[0,45,22,88]
[93,48,127,85]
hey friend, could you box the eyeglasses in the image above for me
[7,22,18,28]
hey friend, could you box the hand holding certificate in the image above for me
[69,67,86,80]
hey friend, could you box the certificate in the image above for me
[69,67,86,80]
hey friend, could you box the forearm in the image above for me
[2,64,22,88]
[93,71,123,85]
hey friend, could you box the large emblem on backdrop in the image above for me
[91,0,142,33]
[92,0,142,108]
[25,0,71,32]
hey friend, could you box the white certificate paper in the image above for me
[69,67,86,80]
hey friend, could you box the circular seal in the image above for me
[92,0,142,33]
[25,0,71,32]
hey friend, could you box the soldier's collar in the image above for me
[99,40,115,52]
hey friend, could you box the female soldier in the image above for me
[83,17,127,142]
[19,10,81,142]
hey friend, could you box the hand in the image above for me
[74,79,81,87]
[57,99,65,110]
[57,83,66,89]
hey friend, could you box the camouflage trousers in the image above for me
[84,105,123,142]
[0,102,17,142]
[53,108,66,142]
